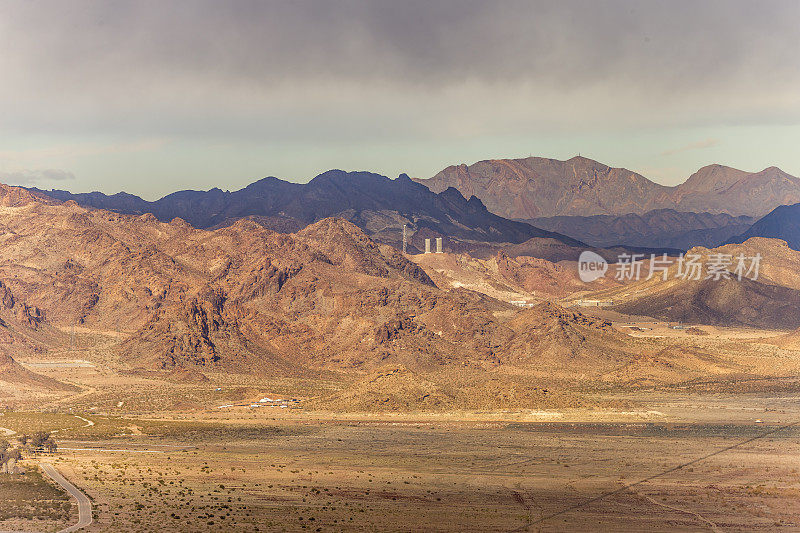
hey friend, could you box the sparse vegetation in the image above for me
[0,466,71,527]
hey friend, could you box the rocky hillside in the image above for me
[0,183,602,376]
[0,181,735,391]
[413,249,622,301]
[0,267,76,391]
[0,351,75,391]
[584,238,800,329]
[674,165,800,216]
[418,157,800,218]
[420,156,671,218]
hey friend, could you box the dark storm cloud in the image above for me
[4,1,796,82]
[0,0,798,138]
[5,1,795,77]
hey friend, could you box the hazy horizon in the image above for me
[18,155,797,202]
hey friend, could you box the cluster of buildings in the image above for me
[215,394,302,410]
[214,397,302,410]
[250,397,300,409]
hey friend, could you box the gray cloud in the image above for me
[5,0,793,86]
[0,0,797,140]
[0,169,76,185]
[0,0,798,194]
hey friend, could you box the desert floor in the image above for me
[2,390,800,532]
[2,318,800,532]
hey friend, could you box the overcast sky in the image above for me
[0,0,798,198]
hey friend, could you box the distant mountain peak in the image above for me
[679,164,747,191]
[417,156,800,219]
[728,201,800,250]
[566,155,604,166]
[308,168,347,183]
[760,165,794,177]
[439,186,467,202]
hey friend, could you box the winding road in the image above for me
[39,463,93,533]
[2,415,96,532]
[0,464,92,533]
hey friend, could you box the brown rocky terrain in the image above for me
[305,366,456,411]
[494,251,595,296]
[307,363,591,412]
[675,165,800,216]
[763,329,800,351]
[418,157,800,218]
[0,252,75,391]
[582,238,800,329]
[0,183,604,382]
[0,182,783,410]
[612,276,800,329]
[0,351,75,391]
[420,156,672,218]
[413,249,621,301]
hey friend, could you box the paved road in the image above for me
[39,463,93,532]
[1,416,95,532]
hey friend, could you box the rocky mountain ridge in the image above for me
[418,157,800,218]
[30,170,583,253]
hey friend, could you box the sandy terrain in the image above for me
[2,382,800,532]
[1,396,797,532]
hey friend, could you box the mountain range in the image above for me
[28,156,800,255]
[0,181,726,401]
[1,177,797,410]
[527,210,754,250]
[31,170,582,253]
[417,156,800,219]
